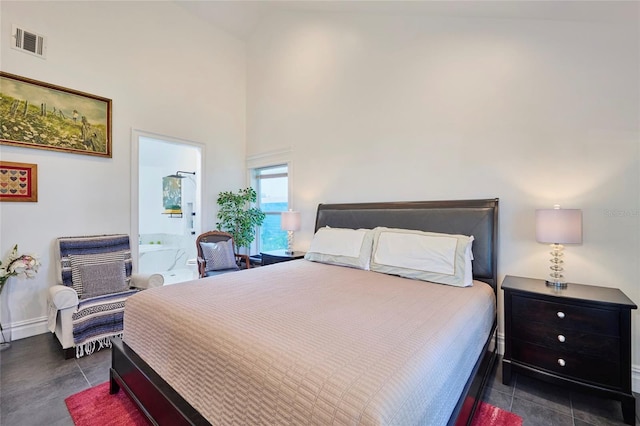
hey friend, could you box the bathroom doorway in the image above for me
[131,129,204,284]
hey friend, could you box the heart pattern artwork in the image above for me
[0,165,32,197]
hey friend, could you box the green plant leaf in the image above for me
[216,187,266,253]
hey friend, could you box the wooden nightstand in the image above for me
[502,275,637,425]
[260,250,306,266]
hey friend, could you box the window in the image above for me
[254,165,289,252]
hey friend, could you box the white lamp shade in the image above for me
[536,208,582,244]
[281,211,301,231]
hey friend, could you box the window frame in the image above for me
[246,149,293,254]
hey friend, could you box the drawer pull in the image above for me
[558,358,566,367]
[557,311,565,319]
[557,334,566,343]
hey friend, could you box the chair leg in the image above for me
[63,346,75,360]
[51,329,76,359]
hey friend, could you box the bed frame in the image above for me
[110,198,499,426]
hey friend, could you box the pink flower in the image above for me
[8,255,39,276]
[0,245,40,289]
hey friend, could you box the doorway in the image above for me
[131,129,204,284]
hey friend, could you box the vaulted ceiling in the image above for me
[175,1,638,40]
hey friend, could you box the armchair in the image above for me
[47,234,164,359]
[196,231,250,278]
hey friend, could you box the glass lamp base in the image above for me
[285,231,295,256]
[546,244,568,289]
[546,280,567,289]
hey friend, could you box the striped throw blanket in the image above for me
[72,289,138,357]
[58,234,138,358]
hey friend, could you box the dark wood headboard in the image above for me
[314,198,499,292]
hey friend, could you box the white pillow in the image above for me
[370,227,474,287]
[304,227,374,270]
[464,239,474,287]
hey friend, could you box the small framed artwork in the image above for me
[0,161,38,202]
[0,72,112,157]
[162,176,183,217]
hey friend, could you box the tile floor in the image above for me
[483,359,640,426]
[1,333,639,425]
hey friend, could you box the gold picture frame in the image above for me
[0,72,112,157]
[0,161,38,202]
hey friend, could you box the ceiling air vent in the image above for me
[12,25,46,58]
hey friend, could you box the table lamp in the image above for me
[281,210,301,255]
[535,205,582,288]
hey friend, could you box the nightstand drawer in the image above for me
[511,340,621,388]
[512,295,619,336]
[512,321,619,359]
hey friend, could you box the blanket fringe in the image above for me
[76,333,123,358]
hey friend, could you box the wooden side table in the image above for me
[260,250,306,266]
[501,275,637,425]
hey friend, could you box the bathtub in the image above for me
[138,244,197,285]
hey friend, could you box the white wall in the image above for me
[0,1,246,338]
[246,11,640,384]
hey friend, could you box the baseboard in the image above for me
[632,364,640,394]
[496,331,640,393]
[497,331,505,356]
[0,316,48,343]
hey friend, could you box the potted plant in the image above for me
[216,187,266,254]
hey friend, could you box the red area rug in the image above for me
[471,401,523,426]
[66,382,522,426]
[65,382,147,426]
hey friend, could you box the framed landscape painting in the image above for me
[0,72,112,157]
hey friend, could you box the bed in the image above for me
[110,198,499,425]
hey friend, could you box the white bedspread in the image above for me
[123,260,495,425]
